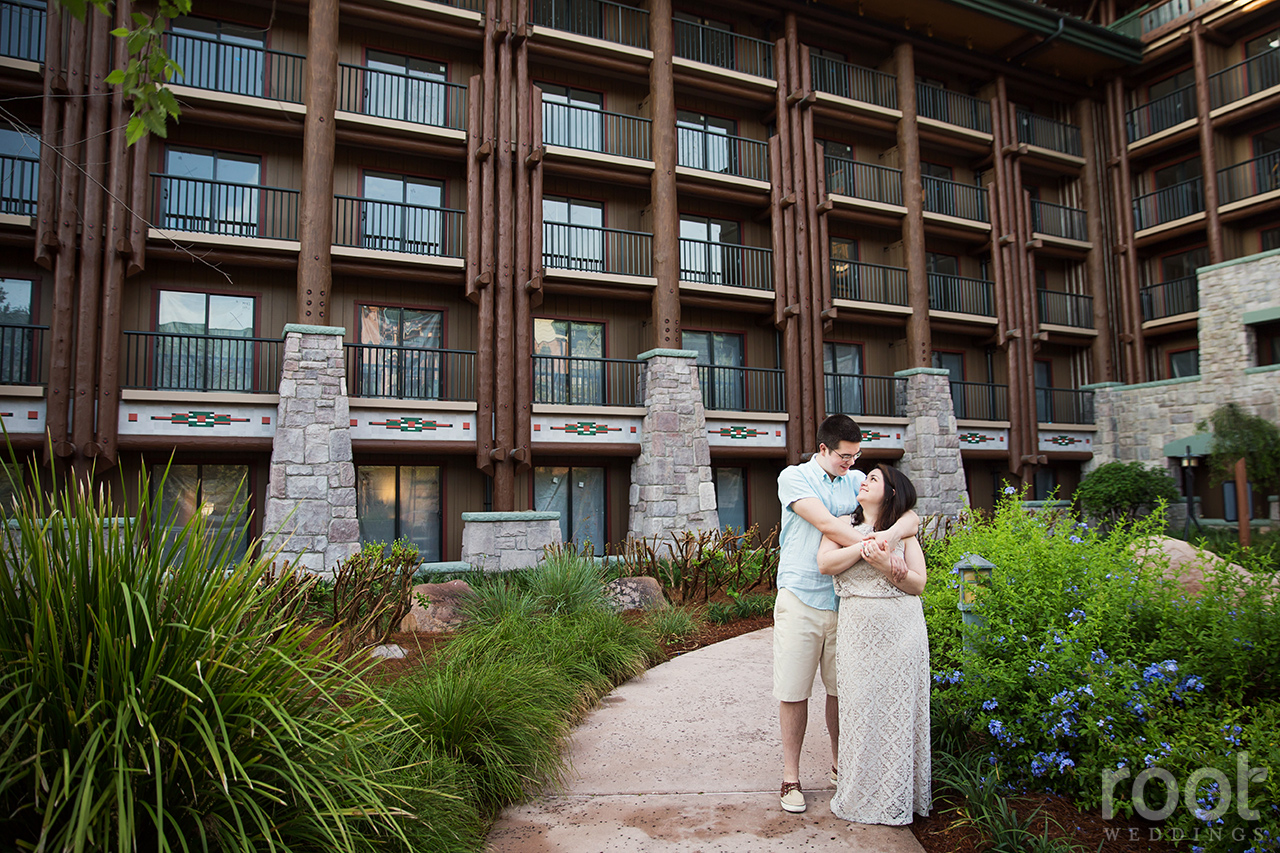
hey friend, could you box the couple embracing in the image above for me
[773,414,931,825]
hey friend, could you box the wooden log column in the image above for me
[513,0,534,477]
[799,45,828,432]
[1106,77,1144,384]
[34,0,61,272]
[1192,22,1223,265]
[648,0,680,350]
[894,43,929,369]
[1077,98,1115,383]
[473,4,497,480]
[492,0,516,508]
[784,16,816,448]
[297,0,339,325]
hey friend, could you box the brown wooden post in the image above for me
[895,42,929,369]
[1192,23,1223,265]
[649,0,680,350]
[771,136,802,463]
[993,80,1025,479]
[297,0,339,325]
[531,83,544,306]
[126,132,150,277]
[784,14,814,448]
[799,46,826,424]
[465,74,482,303]
[1077,98,1115,383]
[1109,77,1145,383]
[476,0,497,477]
[513,0,532,476]
[1235,458,1251,548]
[493,0,516,509]
[34,0,62,271]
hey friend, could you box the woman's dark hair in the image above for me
[852,464,918,532]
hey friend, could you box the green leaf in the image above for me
[104,69,125,85]
[60,0,88,19]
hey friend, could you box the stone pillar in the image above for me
[629,349,719,541]
[895,368,968,519]
[460,511,562,572]
[262,325,359,574]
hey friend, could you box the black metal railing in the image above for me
[697,364,784,412]
[928,273,995,316]
[532,354,642,406]
[1031,199,1089,242]
[122,331,283,393]
[528,0,649,49]
[152,174,299,240]
[673,19,772,78]
[679,238,772,290]
[917,85,991,133]
[333,196,465,258]
[543,222,652,276]
[1035,387,1095,425]
[809,53,897,110]
[949,380,1008,421]
[0,323,46,385]
[0,153,39,216]
[1217,150,1280,205]
[1037,290,1095,329]
[436,0,485,9]
[164,31,305,103]
[824,155,903,206]
[1016,110,1083,156]
[345,343,475,401]
[337,64,467,129]
[923,175,989,222]
[1140,276,1198,321]
[542,100,651,160]
[830,259,909,306]
[1132,175,1204,231]
[1,0,44,62]
[1126,84,1196,142]
[676,126,768,181]
[823,373,904,418]
[1210,47,1280,109]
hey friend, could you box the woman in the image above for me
[817,464,930,825]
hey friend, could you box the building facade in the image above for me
[0,0,1276,563]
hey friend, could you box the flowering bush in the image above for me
[923,492,1280,851]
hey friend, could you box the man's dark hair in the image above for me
[816,414,862,452]
[853,464,918,532]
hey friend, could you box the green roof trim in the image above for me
[1163,433,1214,458]
[939,0,1143,64]
[1243,307,1280,326]
[1197,246,1280,274]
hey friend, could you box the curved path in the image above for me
[486,627,926,852]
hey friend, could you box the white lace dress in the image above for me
[831,523,931,825]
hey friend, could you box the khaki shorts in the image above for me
[772,588,839,702]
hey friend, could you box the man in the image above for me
[774,414,919,813]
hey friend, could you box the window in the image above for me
[0,277,35,384]
[534,466,605,554]
[1033,467,1057,502]
[357,465,442,561]
[922,162,956,216]
[162,146,262,236]
[541,83,603,152]
[152,464,251,563]
[712,467,747,533]
[927,252,966,312]
[673,11,734,69]
[1265,227,1280,252]
[823,341,864,415]
[685,329,744,410]
[155,290,256,391]
[1245,29,1279,94]
[168,17,266,98]
[543,196,604,270]
[1168,348,1199,378]
[1148,67,1195,101]
[361,172,445,254]
[1252,321,1280,367]
[533,318,604,404]
[356,306,443,399]
[677,110,737,174]
[1154,156,1201,189]
[0,127,39,215]
[932,350,969,419]
[363,50,448,125]
[829,236,859,299]
[1253,128,1280,195]
[1,0,45,62]
[1035,359,1053,423]
[679,214,741,285]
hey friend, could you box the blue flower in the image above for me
[1067,609,1086,624]
[1003,485,1017,495]
[982,698,999,711]
[1090,649,1109,664]
[1028,660,1050,676]
[1069,535,1083,544]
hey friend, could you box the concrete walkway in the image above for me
[486,627,926,852]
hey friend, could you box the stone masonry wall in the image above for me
[629,349,720,542]
[895,367,969,519]
[262,325,360,575]
[459,512,562,572]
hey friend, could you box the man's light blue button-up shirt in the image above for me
[777,456,865,612]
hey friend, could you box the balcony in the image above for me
[809,54,897,111]
[1132,176,1203,232]
[1210,47,1279,110]
[1,152,38,216]
[1031,199,1088,242]
[1108,0,1214,39]
[676,127,768,182]
[337,65,467,130]
[1141,276,1198,321]
[1035,387,1095,425]
[528,0,649,50]
[929,273,995,316]
[542,100,651,161]
[333,196,465,258]
[923,176,988,223]
[916,86,991,134]
[830,260,908,306]
[122,331,284,393]
[164,31,306,103]
[673,19,772,78]
[824,156,903,207]
[1036,290,1095,329]
[152,174,299,240]
[345,343,476,401]
[543,222,652,277]
[532,354,642,406]
[678,238,771,290]
[1217,150,1280,206]
[949,380,1008,422]
[824,373,905,418]
[1,0,43,63]
[697,364,784,413]
[0,323,46,385]
[1016,110,1082,157]
[1126,85,1195,143]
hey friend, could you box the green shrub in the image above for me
[614,525,778,603]
[1075,460,1180,526]
[332,538,420,656]
[526,546,612,615]
[645,606,703,645]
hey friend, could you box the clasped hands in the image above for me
[853,531,909,585]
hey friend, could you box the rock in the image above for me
[1131,536,1258,597]
[370,644,407,659]
[399,580,475,632]
[605,576,666,612]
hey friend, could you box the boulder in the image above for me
[370,644,407,660]
[1131,536,1255,597]
[399,579,475,632]
[605,576,666,612]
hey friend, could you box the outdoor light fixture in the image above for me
[955,553,996,631]
[1182,445,1203,538]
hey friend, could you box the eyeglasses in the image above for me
[832,450,861,463]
